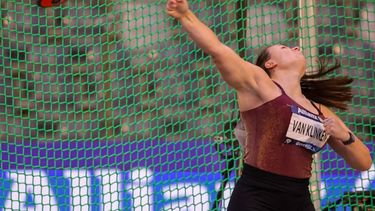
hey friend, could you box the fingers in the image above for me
[323,117,336,130]
[166,0,188,18]
[166,0,175,10]
[323,117,333,125]
[323,117,347,140]
[166,0,180,12]
[167,0,180,6]
[323,118,330,132]
[167,0,184,8]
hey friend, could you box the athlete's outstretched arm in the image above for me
[166,0,273,93]
[322,106,372,171]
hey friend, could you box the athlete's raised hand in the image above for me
[166,0,189,19]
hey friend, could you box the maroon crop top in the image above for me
[240,82,324,179]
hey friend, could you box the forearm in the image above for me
[167,1,267,93]
[323,109,373,171]
[342,139,372,171]
[179,10,223,56]
[329,136,372,171]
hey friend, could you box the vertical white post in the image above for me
[298,0,321,210]
[299,0,318,70]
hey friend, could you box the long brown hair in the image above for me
[255,46,353,110]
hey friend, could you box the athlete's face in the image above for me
[266,45,307,75]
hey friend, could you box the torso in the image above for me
[240,82,327,178]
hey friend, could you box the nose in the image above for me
[292,46,300,51]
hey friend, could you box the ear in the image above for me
[265,60,277,69]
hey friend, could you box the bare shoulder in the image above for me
[319,104,335,116]
[236,75,282,111]
[239,61,280,93]
[319,104,340,119]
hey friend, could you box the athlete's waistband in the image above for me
[239,163,310,195]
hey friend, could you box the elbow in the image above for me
[353,156,373,172]
[360,157,373,171]
[355,164,372,172]
[361,149,373,171]
[346,145,373,171]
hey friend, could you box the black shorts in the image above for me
[227,164,315,211]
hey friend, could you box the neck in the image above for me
[272,76,304,99]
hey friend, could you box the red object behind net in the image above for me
[38,0,65,7]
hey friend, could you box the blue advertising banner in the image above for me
[0,140,374,210]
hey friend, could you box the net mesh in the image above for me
[0,0,374,210]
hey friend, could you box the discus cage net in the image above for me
[0,0,374,210]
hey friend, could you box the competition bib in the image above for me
[285,105,329,153]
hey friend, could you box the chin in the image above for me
[297,67,307,77]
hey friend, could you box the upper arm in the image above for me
[211,44,273,92]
